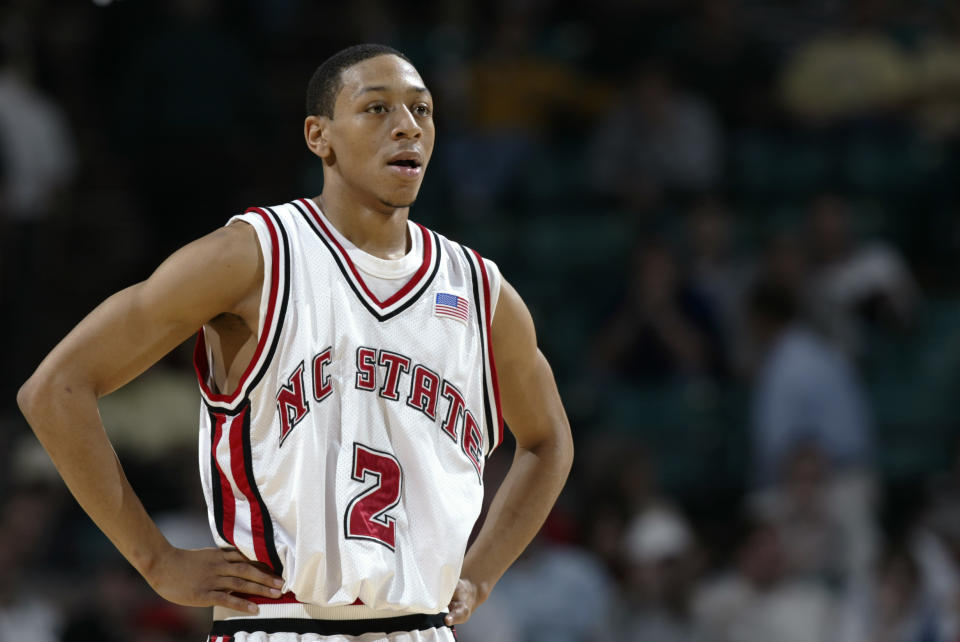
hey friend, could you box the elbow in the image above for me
[17,369,69,425]
[17,378,38,423]
[529,421,574,478]
[559,424,574,475]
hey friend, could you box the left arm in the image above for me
[446,278,574,624]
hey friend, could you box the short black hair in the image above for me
[305,44,412,118]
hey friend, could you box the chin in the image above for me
[379,191,420,210]
[380,198,417,209]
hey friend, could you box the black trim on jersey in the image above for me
[208,408,227,544]
[241,206,292,397]
[460,244,497,458]
[240,401,284,575]
[290,199,442,322]
[210,613,450,636]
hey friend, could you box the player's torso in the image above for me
[194,198,502,614]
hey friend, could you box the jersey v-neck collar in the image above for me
[292,197,442,322]
[323,211,423,281]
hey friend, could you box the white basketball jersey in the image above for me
[193,197,503,616]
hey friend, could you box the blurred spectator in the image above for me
[609,504,708,642]
[806,194,919,355]
[779,11,913,123]
[0,34,76,224]
[672,0,776,127]
[587,60,723,211]
[60,560,148,642]
[111,0,263,259]
[914,7,960,139]
[0,24,77,400]
[683,196,752,372]
[739,0,849,55]
[593,241,727,383]
[746,280,873,486]
[836,543,946,642]
[759,231,809,299]
[0,465,70,641]
[457,527,614,642]
[748,443,879,590]
[578,438,664,575]
[443,9,607,216]
[692,517,835,642]
[909,438,960,641]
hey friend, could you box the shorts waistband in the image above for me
[214,603,440,621]
[210,613,449,636]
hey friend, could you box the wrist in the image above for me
[130,534,175,584]
[461,573,494,606]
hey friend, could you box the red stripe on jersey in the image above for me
[472,249,504,450]
[212,412,237,544]
[298,197,433,309]
[193,208,281,404]
[228,405,272,566]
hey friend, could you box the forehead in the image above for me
[338,55,427,101]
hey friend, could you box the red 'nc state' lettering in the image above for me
[439,381,466,443]
[406,365,441,420]
[461,410,483,482]
[312,347,333,401]
[378,351,411,401]
[355,347,377,391]
[277,361,309,444]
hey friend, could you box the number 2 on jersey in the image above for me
[344,443,403,550]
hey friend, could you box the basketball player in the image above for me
[16,44,573,641]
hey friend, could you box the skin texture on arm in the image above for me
[446,278,575,625]
[16,222,283,613]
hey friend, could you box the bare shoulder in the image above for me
[144,220,264,320]
[490,278,538,372]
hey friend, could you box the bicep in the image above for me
[29,223,262,398]
[491,279,571,450]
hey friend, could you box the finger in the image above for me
[220,576,283,599]
[445,603,471,625]
[225,561,285,589]
[208,590,259,614]
[221,549,248,563]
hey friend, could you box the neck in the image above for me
[313,181,411,260]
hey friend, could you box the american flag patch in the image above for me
[435,293,469,323]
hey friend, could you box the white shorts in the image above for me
[208,603,457,642]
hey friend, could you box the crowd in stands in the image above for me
[2,0,960,640]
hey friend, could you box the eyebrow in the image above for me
[354,85,430,97]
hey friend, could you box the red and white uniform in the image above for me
[194,198,502,632]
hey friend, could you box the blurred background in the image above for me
[3,0,960,640]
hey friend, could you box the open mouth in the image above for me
[388,159,422,169]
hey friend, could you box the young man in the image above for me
[16,44,573,641]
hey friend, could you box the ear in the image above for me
[304,115,334,162]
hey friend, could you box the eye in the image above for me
[413,104,432,117]
[366,103,387,114]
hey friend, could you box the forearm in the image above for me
[17,377,172,577]
[461,433,572,600]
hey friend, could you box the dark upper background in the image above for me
[3,0,960,640]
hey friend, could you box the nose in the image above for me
[391,105,422,140]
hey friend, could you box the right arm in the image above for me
[16,221,282,613]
